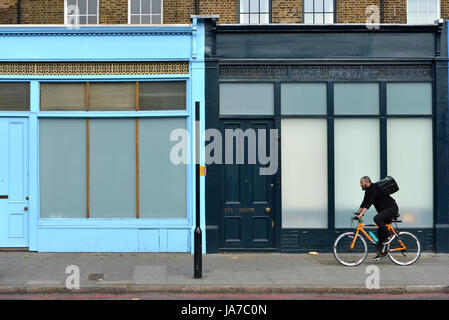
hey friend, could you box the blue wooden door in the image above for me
[220,119,275,249]
[0,118,29,248]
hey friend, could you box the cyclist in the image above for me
[355,176,399,261]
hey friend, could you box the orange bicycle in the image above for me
[333,215,421,266]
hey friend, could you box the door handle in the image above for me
[24,206,28,211]
[0,195,8,199]
[265,207,271,214]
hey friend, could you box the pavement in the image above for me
[0,251,448,295]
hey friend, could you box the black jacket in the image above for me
[360,183,396,212]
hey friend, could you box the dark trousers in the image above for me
[373,203,399,246]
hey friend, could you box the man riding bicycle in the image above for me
[355,176,399,261]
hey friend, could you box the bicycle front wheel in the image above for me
[333,232,368,267]
[387,231,421,266]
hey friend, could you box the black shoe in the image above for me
[373,255,381,262]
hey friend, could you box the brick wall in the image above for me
[21,0,64,24]
[337,0,381,23]
[442,0,449,20]
[99,0,128,24]
[163,0,195,24]
[0,0,17,24]
[2,0,449,25]
[272,0,302,23]
[384,0,407,24]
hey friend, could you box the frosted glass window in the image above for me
[281,83,327,115]
[139,118,187,218]
[387,119,433,227]
[0,82,29,111]
[89,119,136,218]
[220,83,274,115]
[334,83,379,115]
[40,119,86,218]
[89,82,136,111]
[387,82,432,115]
[139,81,186,110]
[335,119,380,228]
[281,119,328,228]
[40,83,86,111]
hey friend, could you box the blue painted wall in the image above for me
[0,20,207,253]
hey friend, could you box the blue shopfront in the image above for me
[0,18,207,252]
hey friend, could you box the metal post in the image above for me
[194,101,202,279]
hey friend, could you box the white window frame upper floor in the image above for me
[64,0,99,25]
[128,0,163,24]
[238,0,271,24]
[303,0,335,24]
[407,0,441,24]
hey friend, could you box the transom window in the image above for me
[407,0,440,24]
[65,0,98,25]
[239,0,271,24]
[304,0,334,24]
[129,0,162,24]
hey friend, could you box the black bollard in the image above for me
[194,101,202,279]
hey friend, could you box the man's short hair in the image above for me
[361,176,371,183]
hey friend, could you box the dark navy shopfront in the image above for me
[204,20,449,253]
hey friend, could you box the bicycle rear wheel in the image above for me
[333,232,368,267]
[387,231,421,266]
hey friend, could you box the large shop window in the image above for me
[0,82,30,111]
[239,0,271,24]
[65,0,99,25]
[129,0,162,24]
[280,83,328,228]
[281,119,328,228]
[39,81,187,219]
[334,119,380,228]
[407,0,440,24]
[387,82,433,227]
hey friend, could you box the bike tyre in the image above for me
[333,232,368,267]
[387,231,421,266]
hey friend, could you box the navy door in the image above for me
[220,119,275,249]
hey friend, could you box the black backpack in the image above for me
[375,176,399,195]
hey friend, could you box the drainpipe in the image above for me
[195,0,199,15]
[17,0,21,24]
[380,0,384,24]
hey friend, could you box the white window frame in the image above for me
[64,0,99,25]
[303,0,335,24]
[407,0,440,24]
[239,0,271,24]
[128,0,163,24]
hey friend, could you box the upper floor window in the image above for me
[65,0,99,24]
[129,0,163,24]
[239,0,271,24]
[407,0,440,24]
[304,0,334,24]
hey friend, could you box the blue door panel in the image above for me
[0,118,29,248]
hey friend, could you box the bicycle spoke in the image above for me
[387,232,421,266]
[334,232,367,266]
